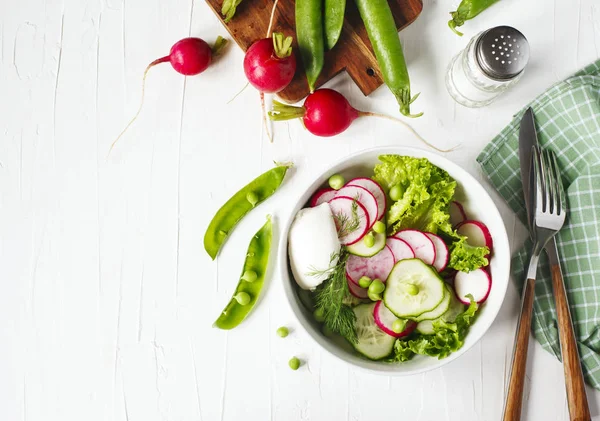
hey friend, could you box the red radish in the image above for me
[348,277,369,299]
[449,201,467,227]
[334,185,378,229]
[393,230,436,266]
[109,36,228,154]
[310,188,336,207]
[347,178,387,221]
[328,196,370,245]
[454,269,492,304]
[373,301,417,338]
[269,89,454,152]
[424,233,450,272]
[243,33,296,94]
[385,237,415,263]
[457,220,494,256]
[346,246,395,284]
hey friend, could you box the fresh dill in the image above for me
[333,197,361,239]
[313,249,358,344]
[305,251,342,278]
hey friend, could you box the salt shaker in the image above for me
[446,26,530,108]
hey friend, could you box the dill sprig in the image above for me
[333,197,361,239]
[313,250,358,344]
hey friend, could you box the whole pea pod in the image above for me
[214,216,272,330]
[204,163,291,260]
[324,0,346,50]
[448,0,500,36]
[296,0,324,92]
[354,0,422,118]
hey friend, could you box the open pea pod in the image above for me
[214,216,272,330]
[204,163,291,260]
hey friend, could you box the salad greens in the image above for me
[388,298,479,362]
[373,155,489,272]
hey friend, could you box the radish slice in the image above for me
[346,245,395,284]
[310,188,336,207]
[348,277,369,299]
[373,301,417,338]
[346,178,387,221]
[424,233,449,272]
[457,220,494,254]
[393,230,436,266]
[334,185,378,229]
[449,201,467,227]
[454,269,492,304]
[328,196,370,245]
[386,237,415,263]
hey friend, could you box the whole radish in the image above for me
[109,36,228,154]
[244,33,296,94]
[269,88,454,151]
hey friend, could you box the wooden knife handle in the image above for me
[503,277,536,421]
[550,263,591,421]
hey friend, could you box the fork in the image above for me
[503,146,569,421]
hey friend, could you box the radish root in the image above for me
[227,82,250,104]
[358,111,460,153]
[260,92,273,143]
[108,56,169,156]
[266,0,280,37]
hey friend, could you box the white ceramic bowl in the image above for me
[279,146,510,375]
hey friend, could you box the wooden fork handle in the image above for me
[503,277,536,421]
[550,262,591,421]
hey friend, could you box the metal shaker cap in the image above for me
[475,26,529,80]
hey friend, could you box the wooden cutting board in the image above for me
[205,0,423,103]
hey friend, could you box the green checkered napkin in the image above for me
[477,59,600,388]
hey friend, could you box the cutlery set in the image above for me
[502,108,591,421]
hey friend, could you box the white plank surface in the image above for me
[1,0,599,420]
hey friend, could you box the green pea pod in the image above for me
[204,163,291,260]
[448,0,500,36]
[324,0,346,50]
[296,0,324,92]
[214,216,272,330]
[355,0,422,118]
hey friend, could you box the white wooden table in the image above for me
[2,0,599,419]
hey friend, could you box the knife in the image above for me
[518,108,591,421]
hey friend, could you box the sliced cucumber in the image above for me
[383,259,445,319]
[346,231,386,257]
[352,303,396,360]
[416,285,465,335]
[414,286,451,322]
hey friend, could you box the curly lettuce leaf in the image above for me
[373,154,488,272]
[373,155,456,235]
[388,298,479,362]
[447,236,489,272]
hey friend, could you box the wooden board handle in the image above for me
[550,263,591,421]
[503,277,536,421]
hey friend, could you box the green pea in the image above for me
[372,221,386,234]
[322,325,334,337]
[288,356,301,370]
[276,326,289,338]
[204,164,291,260]
[213,217,272,330]
[241,270,258,282]
[363,232,375,248]
[358,276,372,289]
[389,185,403,202]
[368,279,385,295]
[406,284,419,295]
[246,191,259,207]
[368,291,382,302]
[328,174,345,190]
[392,319,407,333]
[313,307,326,322]
[234,292,251,305]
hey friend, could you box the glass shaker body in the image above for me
[446,28,528,108]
